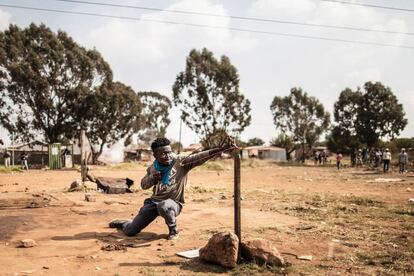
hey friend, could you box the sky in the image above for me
[0,0,413,149]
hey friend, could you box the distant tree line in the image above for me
[269,82,408,160]
[0,23,409,163]
[0,23,170,162]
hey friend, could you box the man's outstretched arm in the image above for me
[181,138,237,170]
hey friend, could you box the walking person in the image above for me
[399,148,408,174]
[20,151,29,170]
[3,150,11,167]
[336,152,343,170]
[383,148,391,172]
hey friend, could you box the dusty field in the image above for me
[0,160,413,276]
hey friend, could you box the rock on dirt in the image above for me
[68,180,83,192]
[84,193,96,202]
[241,238,285,266]
[199,232,239,268]
[18,239,37,248]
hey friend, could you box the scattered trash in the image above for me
[366,178,404,183]
[20,269,36,274]
[297,255,313,261]
[176,249,200,259]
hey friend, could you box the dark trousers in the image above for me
[383,160,390,172]
[122,198,182,236]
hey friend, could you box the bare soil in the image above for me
[0,160,413,276]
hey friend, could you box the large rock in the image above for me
[199,232,239,268]
[241,238,284,266]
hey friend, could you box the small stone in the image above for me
[95,266,100,271]
[69,180,83,192]
[18,239,37,248]
[220,195,227,200]
[407,187,412,192]
[85,193,96,202]
[409,198,414,204]
[42,266,49,269]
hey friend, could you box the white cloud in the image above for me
[347,68,382,83]
[0,9,11,31]
[248,0,316,19]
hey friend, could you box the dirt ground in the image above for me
[0,160,413,276]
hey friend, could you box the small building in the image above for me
[124,145,152,162]
[242,146,287,161]
[4,140,49,169]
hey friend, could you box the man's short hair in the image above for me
[151,137,171,151]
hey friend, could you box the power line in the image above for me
[0,4,413,50]
[54,0,414,36]
[320,0,414,12]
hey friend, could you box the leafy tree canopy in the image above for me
[332,81,407,148]
[0,23,112,143]
[84,82,142,162]
[172,48,251,142]
[137,91,171,144]
[270,87,330,152]
[247,137,265,146]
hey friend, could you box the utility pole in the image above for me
[11,132,15,167]
[80,129,86,182]
[178,117,182,154]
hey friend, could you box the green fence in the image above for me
[48,143,61,169]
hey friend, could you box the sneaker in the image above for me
[167,229,179,240]
[109,219,129,229]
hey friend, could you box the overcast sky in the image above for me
[1,0,413,148]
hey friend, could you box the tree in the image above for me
[172,48,251,142]
[0,23,112,143]
[270,87,330,162]
[247,137,265,146]
[270,133,295,160]
[84,82,142,163]
[137,91,172,144]
[332,82,407,148]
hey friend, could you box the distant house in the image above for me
[4,140,49,168]
[182,143,202,153]
[242,146,287,161]
[124,145,152,162]
[1,139,81,168]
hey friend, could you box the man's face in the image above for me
[153,146,173,165]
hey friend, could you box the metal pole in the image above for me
[11,132,14,167]
[234,150,241,256]
[80,129,86,182]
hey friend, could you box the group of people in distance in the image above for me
[313,150,328,165]
[2,149,28,170]
[336,148,409,173]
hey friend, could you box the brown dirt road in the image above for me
[0,161,413,275]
